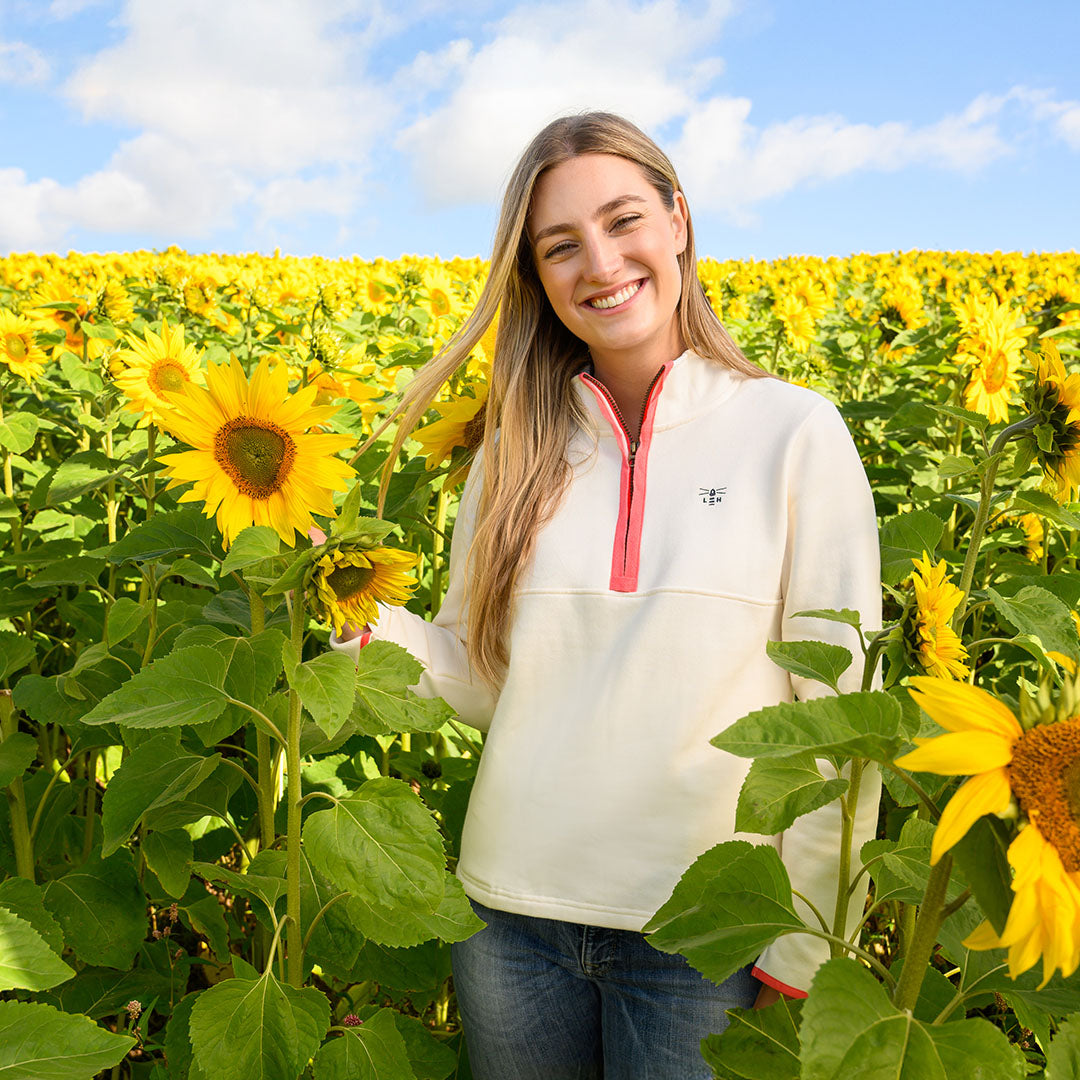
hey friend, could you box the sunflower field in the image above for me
[1,246,1080,1079]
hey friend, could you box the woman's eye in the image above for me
[543,241,574,259]
[612,214,642,231]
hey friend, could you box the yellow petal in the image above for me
[929,768,1012,863]
[894,731,1014,776]
[908,676,1022,739]
[963,918,1004,951]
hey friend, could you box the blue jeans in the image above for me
[450,896,759,1079]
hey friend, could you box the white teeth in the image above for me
[587,280,642,309]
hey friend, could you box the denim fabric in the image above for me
[450,896,759,1079]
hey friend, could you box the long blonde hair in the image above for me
[376,112,766,686]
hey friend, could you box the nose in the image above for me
[581,229,621,283]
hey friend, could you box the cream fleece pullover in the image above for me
[331,348,882,996]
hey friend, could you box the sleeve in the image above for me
[329,445,499,732]
[751,399,883,997]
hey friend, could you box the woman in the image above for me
[330,112,881,1079]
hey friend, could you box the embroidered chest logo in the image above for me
[699,486,727,506]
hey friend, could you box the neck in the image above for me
[589,335,685,441]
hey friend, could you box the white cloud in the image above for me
[670,92,1013,224]
[397,0,736,207]
[0,39,50,84]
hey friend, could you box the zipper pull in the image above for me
[629,436,639,460]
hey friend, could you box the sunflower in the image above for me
[412,381,488,471]
[0,309,47,382]
[894,677,1080,984]
[311,545,420,635]
[774,293,815,354]
[157,355,355,547]
[420,264,464,323]
[900,552,969,680]
[112,318,206,428]
[1021,338,1080,503]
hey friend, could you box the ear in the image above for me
[671,191,689,256]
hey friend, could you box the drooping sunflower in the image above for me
[900,552,970,680]
[894,676,1080,984]
[311,545,420,635]
[111,318,206,428]
[1021,337,1080,503]
[412,381,488,471]
[0,309,47,382]
[157,355,355,547]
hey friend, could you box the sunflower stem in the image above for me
[830,758,864,953]
[250,590,277,853]
[429,483,450,616]
[1,691,35,881]
[892,853,953,1012]
[286,590,306,988]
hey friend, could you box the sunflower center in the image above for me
[213,416,296,500]
[326,564,375,600]
[983,352,1008,393]
[1009,717,1080,872]
[4,333,27,360]
[430,289,451,317]
[150,360,187,394]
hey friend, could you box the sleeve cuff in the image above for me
[751,966,808,999]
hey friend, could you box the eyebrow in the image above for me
[531,194,649,245]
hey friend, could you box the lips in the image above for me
[584,279,644,310]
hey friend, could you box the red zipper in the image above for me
[580,363,671,592]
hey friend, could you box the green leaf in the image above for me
[312,1009,416,1080]
[0,999,134,1078]
[142,829,194,898]
[0,411,39,453]
[1046,1014,1080,1079]
[101,733,221,855]
[180,895,230,961]
[352,641,455,736]
[285,645,356,738]
[43,962,174,1022]
[27,555,106,589]
[987,585,1080,662]
[188,968,329,1080]
[700,998,802,1080]
[766,640,852,693]
[880,510,945,586]
[790,608,863,632]
[106,507,218,564]
[220,526,280,574]
[333,516,398,547]
[47,451,127,505]
[0,907,75,991]
[0,731,37,788]
[303,777,447,947]
[328,483,364,539]
[392,1011,457,1080]
[0,877,64,953]
[928,402,990,433]
[194,858,289,915]
[43,851,147,969]
[105,597,149,647]
[800,958,1023,1080]
[262,548,319,596]
[712,691,905,762]
[80,645,229,728]
[860,818,964,907]
[164,992,202,1080]
[641,841,803,986]
[735,754,848,835]
[950,815,1013,935]
[937,453,976,478]
[0,630,35,680]
[1011,489,1080,532]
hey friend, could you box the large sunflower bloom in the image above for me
[0,309,47,382]
[895,677,1080,983]
[901,553,969,680]
[311,546,420,634]
[412,381,488,470]
[774,293,815,353]
[157,356,355,547]
[1022,338,1080,502]
[111,318,206,428]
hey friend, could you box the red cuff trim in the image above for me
[358,630,372,647]
[751,966,808,999]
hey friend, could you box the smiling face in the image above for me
[528,153,689,376]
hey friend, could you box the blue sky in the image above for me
[0,0,1077,261]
